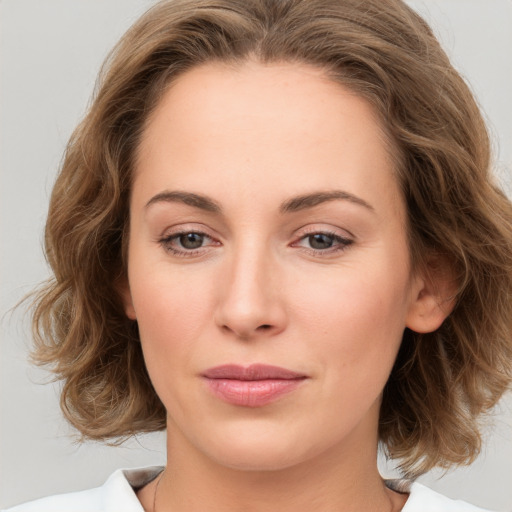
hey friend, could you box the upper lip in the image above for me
[202,364,307,380]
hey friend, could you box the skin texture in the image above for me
[123,61,451,512]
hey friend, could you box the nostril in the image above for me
[258,324,272,330]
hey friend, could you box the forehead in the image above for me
[139,60,391,154]
[134,61,403,219]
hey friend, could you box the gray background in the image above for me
[1,0,511,510]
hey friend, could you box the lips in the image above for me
[202,364,307,407]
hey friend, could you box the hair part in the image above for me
[32,0,512,478]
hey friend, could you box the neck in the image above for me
[147,417,405,512]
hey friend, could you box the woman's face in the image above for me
[124,61,430,471]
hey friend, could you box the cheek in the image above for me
[292,260,410,369]
[128,264,219,416]
[128,260,216,365]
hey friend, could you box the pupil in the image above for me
[309,234,333,250]
[180,233,203,249]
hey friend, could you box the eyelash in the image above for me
[159,230,353,258]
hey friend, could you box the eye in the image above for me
[307,233,337,250]
[293,230,353,255]
[159,230,219,256]
[178,232,206,249]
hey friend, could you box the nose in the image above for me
[214,244,287,339]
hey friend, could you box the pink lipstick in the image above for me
[202,364,307,407]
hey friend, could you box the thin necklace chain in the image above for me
[152,470,164,512]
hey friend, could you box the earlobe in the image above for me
[124,296,137,321]
[405,257,457,334]
[117,277,137,320]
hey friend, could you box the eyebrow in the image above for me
[279,190,374,214]
[145,190,374,214]
[145,191,222,213]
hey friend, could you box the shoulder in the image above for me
[386,480,495,512]
[2,466,163,512]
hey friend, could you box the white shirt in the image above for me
[2,466,493,511]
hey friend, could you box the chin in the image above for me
[210,446,306,472]
[196,422,323,472]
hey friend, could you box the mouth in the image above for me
[201,364,308,407]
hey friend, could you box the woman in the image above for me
[4,0,512,510]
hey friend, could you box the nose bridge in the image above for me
[215,237,286,338]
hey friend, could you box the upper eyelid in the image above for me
[159,223,218,238]
[158,225,354,240]
[161,228,212,237]
[294,224,355,240]
[156,215,357,236]
[293,232,353,246]
[160,231,217,245]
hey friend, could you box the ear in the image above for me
[116,275,137,320]
[405,254,457,334]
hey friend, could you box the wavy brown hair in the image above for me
[32,0,512,478]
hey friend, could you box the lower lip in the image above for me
[204,378,305,407]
